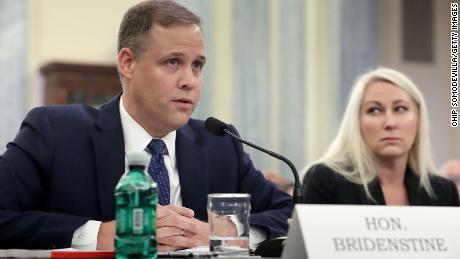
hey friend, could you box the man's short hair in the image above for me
[118,0,201,59]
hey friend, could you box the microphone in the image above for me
[205,117,302,204]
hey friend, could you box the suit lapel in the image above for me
[362,168,427,206]
[176,123,209,221]
[91,94,125,221]
[358,178,385,205]
[369,178,386,205]
[404,168,429,205]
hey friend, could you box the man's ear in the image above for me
[118,48,136,80]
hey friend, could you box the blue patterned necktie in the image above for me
[147,139,170,205]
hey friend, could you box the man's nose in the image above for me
[178,68,197,89]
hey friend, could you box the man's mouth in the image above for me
[173,98,194,109]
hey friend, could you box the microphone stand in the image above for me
[223,129,303,204]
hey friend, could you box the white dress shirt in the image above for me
[71,95,265,250]
[118,96,182,206]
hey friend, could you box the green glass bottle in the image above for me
[115,151,157,259]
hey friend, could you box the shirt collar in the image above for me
[119,95,176,161]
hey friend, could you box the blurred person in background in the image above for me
[264,169,294,196]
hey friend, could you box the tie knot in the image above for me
[147,139,166,155]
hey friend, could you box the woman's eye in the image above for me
[367,107,381,114]
[395,106,408,112]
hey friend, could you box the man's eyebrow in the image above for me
[163,52,206,62]
[164,52,185,57]
[196,55,206,63]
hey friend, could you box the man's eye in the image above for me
[192,61,204,71]
[166,59,178,66]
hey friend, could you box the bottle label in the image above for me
[133,208,143,234]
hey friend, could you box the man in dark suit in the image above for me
[0,0,292,251]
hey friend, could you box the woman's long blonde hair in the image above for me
[317,68,435,199]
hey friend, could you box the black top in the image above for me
[302,163,460,206]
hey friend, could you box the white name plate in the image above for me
[282,205,460,259]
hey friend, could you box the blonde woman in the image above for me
[302,68,459,206]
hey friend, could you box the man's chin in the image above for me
[169,115,192,129]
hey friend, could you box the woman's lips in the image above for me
[381,137,400,142]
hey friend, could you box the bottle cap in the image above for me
[126,151,149,167]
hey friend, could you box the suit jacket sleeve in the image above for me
[446,179,460,206]
[226,125,293,240]
[0,107,88,249]
[429,175,460,206]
